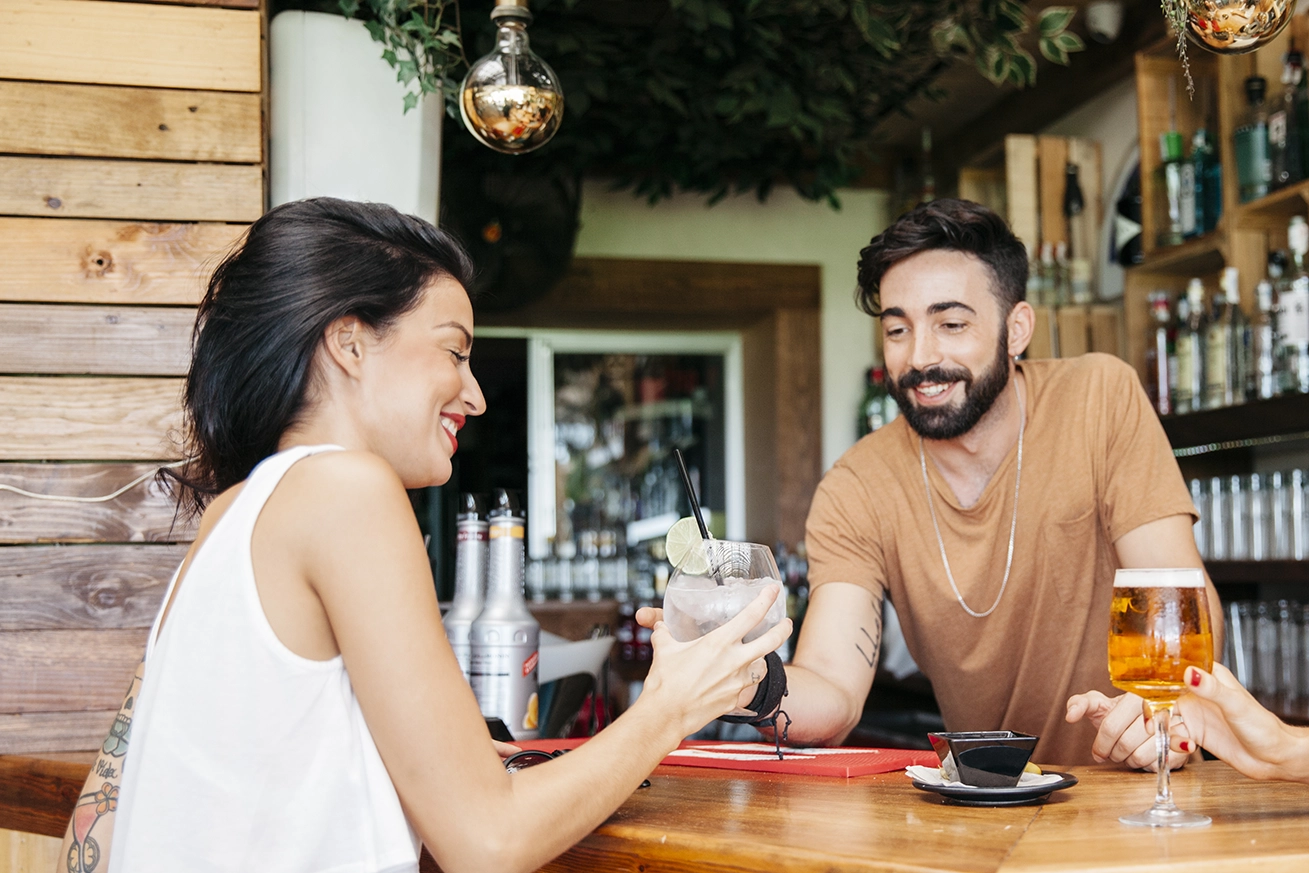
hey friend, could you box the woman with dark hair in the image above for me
[59,198,790,873]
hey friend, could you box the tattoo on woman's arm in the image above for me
[66,664,141,873]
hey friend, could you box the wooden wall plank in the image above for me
[0,826,63,870]
[0,218,243,305]
[0,157,263,223]
[0,304,193,376]
[0,377,183,461]
[1056,306,1090,358]
[127,0,259,8]
[0,712,115,756]
[774,308,822,548]
[1037,135,1069,251]
[0,464,193,544]
[1004,135,1039,257]
[0,544,182,628]
[0,629,146,714]
[0,0,261,92]
[0,754,96,835]
[0,81,261,163]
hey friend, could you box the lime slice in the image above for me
[665,517,710,575]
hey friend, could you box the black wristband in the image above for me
[718,651,788,725]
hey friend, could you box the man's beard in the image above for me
[886,330,1011,440]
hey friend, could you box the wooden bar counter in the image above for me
[3,754,1308,871]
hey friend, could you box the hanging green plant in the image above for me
[337,0,1088,205]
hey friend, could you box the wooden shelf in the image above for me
[1160,393,1309,450]
[1238,179,1309,227]
[1133,232,1225,276]
[1205,560,1309,586]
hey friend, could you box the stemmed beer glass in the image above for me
[1108,568,1214,827]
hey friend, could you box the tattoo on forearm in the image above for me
[853,595,883,670]
[67,666,140,872]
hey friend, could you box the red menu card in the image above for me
[525,738,938,778]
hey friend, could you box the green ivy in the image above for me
[341,0,1087,205]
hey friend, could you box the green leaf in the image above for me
[1039,36,1069,65]
[402,91,419,113]
[381,48,398,67]
[1055,30,1086,53]
[1009,48,1037,86]
[1038,5,1076,38]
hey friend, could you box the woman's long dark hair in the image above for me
[167,197,475,518]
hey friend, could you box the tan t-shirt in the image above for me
[805,354,1197,765]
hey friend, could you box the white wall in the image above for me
[573,180,893,469]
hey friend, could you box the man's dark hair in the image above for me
[855,199,1028,317]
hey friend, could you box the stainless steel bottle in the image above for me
[443,493,487,683]
[469,489,540,740]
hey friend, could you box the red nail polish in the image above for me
[1189,669,1201,687]
[1180,741,1190,752]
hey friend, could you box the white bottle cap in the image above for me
[1187,277,1204,304]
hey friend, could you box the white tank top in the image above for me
[110,445,421,873]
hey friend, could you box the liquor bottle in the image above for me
[1204,268,1240,409]
[1053,241,1071,306]
[1145,291,1174,415]
[1279,216,1309,394]
[1226,266,1250,406]
[444,493,487,683]
[1114,166,1144,266]
[1191,128,1223,235]
[1065,162,1093,300]
[1271,47,1307,190]
[1158,129,1187,247]
[1252,278,1281,400]
[1235,75,1271,203]
[1174,278,1207,414]
[858,367,886,438]
[469,489,541,741]
[1038,242,1058,307]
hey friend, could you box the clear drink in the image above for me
[1109,568,1213,828]
[662,541,785,644]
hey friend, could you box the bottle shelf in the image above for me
[1205,560,1309,586]
[1238,179,1309,226]
[1135,232,1225,276]
[1160,393,1309,451]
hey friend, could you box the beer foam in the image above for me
[1112,568,1205,588]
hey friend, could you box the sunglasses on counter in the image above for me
[503,748,650,788]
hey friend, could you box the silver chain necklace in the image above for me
[917,388,1024,618]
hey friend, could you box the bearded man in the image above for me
[781,199,1223,765]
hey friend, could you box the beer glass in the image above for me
[1108,568,1213,827]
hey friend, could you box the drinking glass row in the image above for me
[1190,471,1309,561]
[1224,599,1309,702]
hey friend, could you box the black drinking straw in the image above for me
[673,448,710,541]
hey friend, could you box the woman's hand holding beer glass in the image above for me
[1167,664,1309,784]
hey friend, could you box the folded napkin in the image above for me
[905,764,1063,788]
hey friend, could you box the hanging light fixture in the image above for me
[459,0,564,154]
[1177,0,1295,54]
